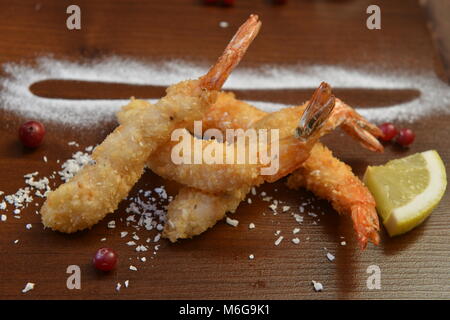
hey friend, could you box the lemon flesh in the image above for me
[364,150,447,236]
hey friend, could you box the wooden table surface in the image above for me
[0,0,449,300]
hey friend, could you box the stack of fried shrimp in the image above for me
[40,14,383,250]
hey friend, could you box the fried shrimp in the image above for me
[40,15,262,233]
[143,91,382,248]
[164,186,251,242]
[286,144,380,249]
[144,92,382,194]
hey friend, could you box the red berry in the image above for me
[378,122,398,142]
[93,248,118,272]
[222,0,235,6]
[19,120,46,148]
[395,128,415,147]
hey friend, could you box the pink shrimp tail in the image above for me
[351,204,380,250]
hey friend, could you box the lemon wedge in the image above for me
[364,150,447,236]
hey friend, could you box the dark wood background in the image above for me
[0,0,449,300]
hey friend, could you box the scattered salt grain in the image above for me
[100,238,106,242]
[293,214,304,224]
[292,238,300,244]
[226,217,239,227]
[67,141,79,147]
[341,241,347,246]
[107,220,116,229]
[249,254,254,260]
[274,236,284,246]
[136,245,147,252]
[43,156,47,163]
[22,282,35,293]
[312,280,323,292]
[124,280,129,288]
[116,283,121,291]
[13,239,19,244]
[1,214,6,222]
[141,257,146,262]
[25,224,32,230]
[120,231,128,238]
[282,206,290,212]
[326,252,335,262]
[129,265,138,271]
[219,21,229,28]
[126,241,136,246]
[292,228,300,234]
[248,223,255,229]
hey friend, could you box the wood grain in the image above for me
[0,0,449,300]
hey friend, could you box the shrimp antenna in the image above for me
[295,82,335,140]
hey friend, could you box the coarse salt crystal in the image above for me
[275,236,284,246]
[292,228,300,234]
[341,241,347,246]
[249,223,255,229]
[129,265,138,271]
[107,220,116,229]
[22,282,35,293]
[120,231,128,238]
[124,280,129,288]
[292,238,300,244]
[226,217,239,227]
[282,206,290,212]
[219,21,229,28]
[312,280,323,292]
[249,254,254,260]
[326,252,335,262]
[25,224,32,230]
[1,214,6,222]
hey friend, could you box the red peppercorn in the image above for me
[395,128,415,147]
[93,248,118,272]
[378,122,398,142]
[18,120,46,148]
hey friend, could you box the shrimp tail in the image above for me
[295,82,335,141]
[351,203,380,249]
[200,14,261,90]
[332,99,384,153]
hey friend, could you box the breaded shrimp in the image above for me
[145,93,383,193]
[40,15,262,233]
[164,186,251,242]
[144,92,382,248]
[286,144,380,249]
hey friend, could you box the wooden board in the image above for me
[0,0,449,299]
